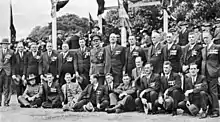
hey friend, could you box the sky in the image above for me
[0,0,117,40]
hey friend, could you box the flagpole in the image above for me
[52,0,58,50]
[98,15,103,34]
[9,0,12,43]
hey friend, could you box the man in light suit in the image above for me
[40,42,58,80]
[104,33,126,85]
[201,32,220,117]
[75,39,90,89]
[124,35,145,77]
[0,38,14,106]
[58,43,77,86]
[131,56,144,81]
[12,42,26,99]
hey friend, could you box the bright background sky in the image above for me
[0,0,117,40]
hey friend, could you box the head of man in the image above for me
[188,32,196,45]
[105,73,113,85]
[189,63,199,77]
[163,61,172,75]
[79,38,86,48]
[92,35,101,48]
[144,63,153,75]
[30,42,38,52]
[151,32,160,45]
[64,73,72,83]
[27,74,36,86]
[62,43,69,52]
[46,73,54,83]
[90,74,98,85]
[46,42,53,52]
[166,33,174,44]
[202,32,213,44]
[128,35,136,46]
[109,33,117,44]
[122,74,131,86]
[17,42,24,52]
[1,38,10,49]
[135,56,143,68]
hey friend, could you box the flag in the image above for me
[97,0,105,15]
[89,13,94,33]
[10,2,16,43]
[56,0,69,11]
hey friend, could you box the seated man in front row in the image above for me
[73,74,109,112]
[178,63,209,119]
[105,74,136,113]
[155,61,184,116]
[135,63,161,114]
[41,73,63,108]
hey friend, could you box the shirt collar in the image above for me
[207,41,214,49]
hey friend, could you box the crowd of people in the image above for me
[0,20,220,119]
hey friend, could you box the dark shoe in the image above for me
[31,105,38,108]
[172,110,177,116]
[105,108,116,114]
[210,113,219,118]
[199,111,207,119]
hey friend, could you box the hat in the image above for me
[186,104,199,116]
[0,38,10,44]
[27,74,36,81]
[83,102,95,112]
[91,34,101,41]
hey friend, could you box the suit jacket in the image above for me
[41,80,63,102]
[184,75,208,94]
[147,43,163,73]
[160,72,182,94]
[24,51,41,76]
[104,82,119,93]
[75,47,90,74]
[114,83,136,97]
[131,67,144,81]
[181,44,202,69]
[0,48,14,76]
[40,50,58,76]
[201,44,220,77]
[12,51,26,76]
[57,51,76,75]
[89,47,105,75]
[104,44,126,75]
[124,46,146,76]
[178,29,189,46]
[77,84,109,104]
[161,44,182,73]
[138,73,161,93]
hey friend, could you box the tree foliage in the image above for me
[28,13,90,41]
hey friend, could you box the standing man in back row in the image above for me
[201,32,219,117]
[104,33,126,86]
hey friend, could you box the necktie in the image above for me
[48,82,52,87]
[48,52,51,57]
[108,85,111,91]
[20,52,23,58]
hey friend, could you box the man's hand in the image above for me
[139,90,146,98]
[184,89,193,97]
[186,101,190,106]
[75,72,79,78]
[182,65,189,72]
[119,92,127,99]
[12,75,16,80]
[158,96,164,104]
[218,77,220,85]
[141,98,147,104]
[164,89,168,98]
[22,75,25,81]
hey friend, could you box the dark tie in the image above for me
[108,85,112,91]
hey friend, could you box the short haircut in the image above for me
[163,61,172,66]
[203,31,213,38]
[135,56,142,61]
[123,74,130,79]
[144,62,153,67]
[91,74,99,79]
[189,63,198,68]
[65,73,71,77]
[105,73,112,77]
[188,31,195,36]
[46,73,53,77]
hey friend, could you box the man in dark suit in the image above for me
[89,35,105,85]
[58,43,77,86]
[155,61,184,116]
[181,32,203,74]
[0,38,14,106]
[41,73,63,108]
[12,42,26,99]
[178,63,209,118]
[178,22,189,46]
[201,32,220,117]
[135,63,161,114]
[39,42,58,80]
[124,35,146,77]
[105,74,136,113]
[147,32,164,74]
[73,74,109,111]
[75,39,90,89]
[23,42,41,83]
[104,33,126,85]
[161,33,182,73]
